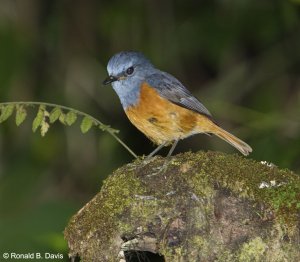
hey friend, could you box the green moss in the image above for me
[190,235,211,258]
[216,250,236,262]
[238,237,267,262]
[176,151,300,226]
[102,171,145,215]
[64,168,146,259]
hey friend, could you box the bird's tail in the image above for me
[210,123,252,156]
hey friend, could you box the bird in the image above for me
[103,51,252,157]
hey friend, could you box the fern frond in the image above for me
[32,105,46,132]
[59,113,66,125]
[80,116,94,133]
[15,105,27,126]
[65,111,77,126]
[0,102,137,158]
[49,107,62,123]
[0,104,15,123]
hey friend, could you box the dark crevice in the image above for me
[125,251,165,262]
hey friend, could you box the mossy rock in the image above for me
[64,151,300,261]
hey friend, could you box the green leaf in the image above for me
[65,111,77,126]
[49,107,62,123]
[40,120,50,137]
[80,116,94,133]
[0,104,15,123]
[59,113,66,125]
[32,105,45,132]
[15,105,27,126]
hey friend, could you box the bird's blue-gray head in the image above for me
[103,51,155,109]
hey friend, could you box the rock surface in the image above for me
[64,151,300,261]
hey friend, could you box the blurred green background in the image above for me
[0,0,299,260]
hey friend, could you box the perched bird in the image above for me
[103,51,252,157]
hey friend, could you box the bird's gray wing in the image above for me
[145,71,213,119]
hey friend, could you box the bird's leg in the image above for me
[140,142,168,168]
[167,139,179,157]
[147,140,179,177]
[160,139,179,171]
[146,142,167,159]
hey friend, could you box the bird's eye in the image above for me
[126,66,134,75]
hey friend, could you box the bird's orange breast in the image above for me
[125,82,214,145]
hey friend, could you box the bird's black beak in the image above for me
[103,75,118,85]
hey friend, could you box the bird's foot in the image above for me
[137,155,159,168]
[147,159,170,177]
